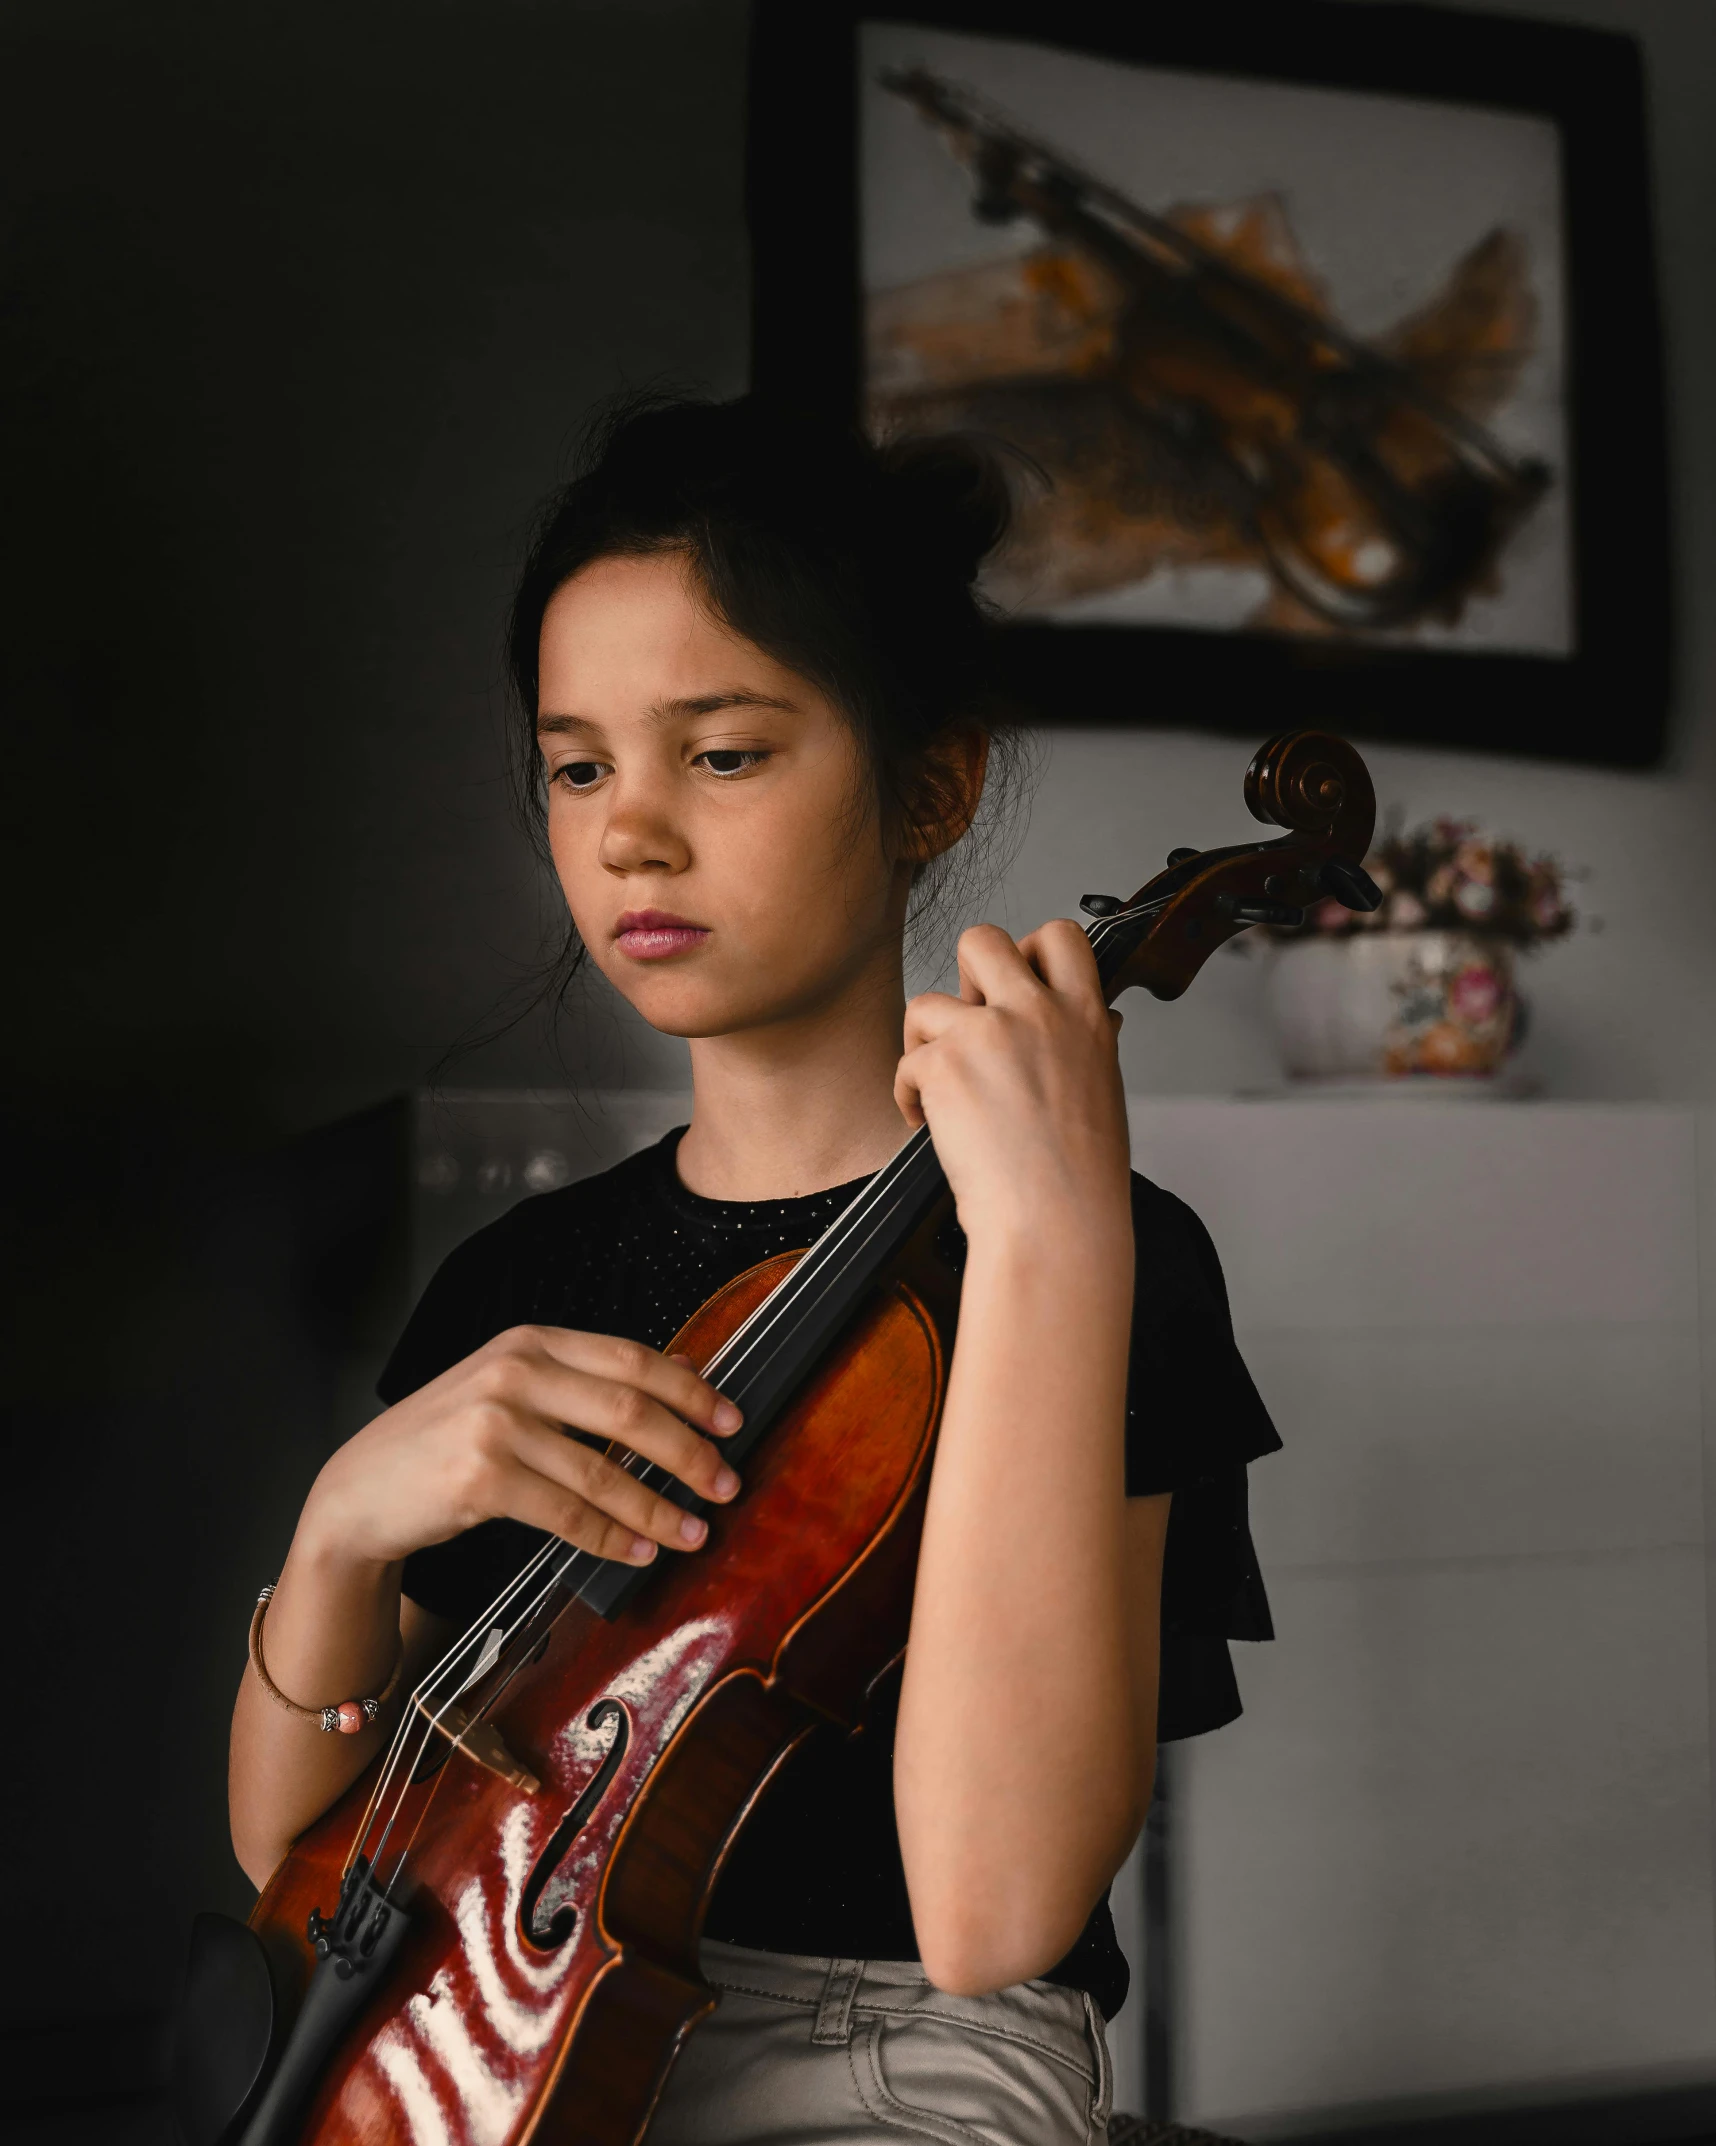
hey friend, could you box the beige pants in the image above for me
[648,1939,1114,2146]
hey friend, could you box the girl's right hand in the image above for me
[299,1327,743,1571]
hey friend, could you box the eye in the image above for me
[695,749,769,779]
[553,759,610,792]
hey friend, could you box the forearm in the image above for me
[227,1508,411,1889]
[895,1210,1149,1992]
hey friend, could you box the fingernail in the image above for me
[714,1464,740,1499]
[631,1536,658,1563]
[713,1400,742,1432]
[679,1513,708,1545]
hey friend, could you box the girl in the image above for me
[228,396,1278,2145]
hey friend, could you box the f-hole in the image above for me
[520,1699,629,1950]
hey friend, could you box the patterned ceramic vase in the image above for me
[1264,931,1520,1083]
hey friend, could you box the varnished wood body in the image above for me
[248,1242,953,2146]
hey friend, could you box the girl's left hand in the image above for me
[894,921,1132,1247]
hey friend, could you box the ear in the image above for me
[901,725,990,865]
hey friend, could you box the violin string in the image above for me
[347,1536,573,1879]
[365,1520,634,1888]
[371,1547,594,1892]
[372,1524,635,1891]
[354,906,1153,1887]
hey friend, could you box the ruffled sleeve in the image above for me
[1124,1175,1281,1740]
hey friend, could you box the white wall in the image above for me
[1129,1099,1715,2133]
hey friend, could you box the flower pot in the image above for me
[1264,931,1520,1084]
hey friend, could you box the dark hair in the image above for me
[501,391,1026,1033]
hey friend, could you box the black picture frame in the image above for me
[747,0,1672,768]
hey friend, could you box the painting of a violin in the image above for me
[865,48,1564,647]
[870,64,1555,641]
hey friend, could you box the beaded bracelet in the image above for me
[248,1583,405,1734]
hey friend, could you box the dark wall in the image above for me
[1,0,743,2119]
[6,0,744,1144]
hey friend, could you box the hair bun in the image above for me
[879,433,1013,587]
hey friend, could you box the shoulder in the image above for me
[1127,1169,1233,1312]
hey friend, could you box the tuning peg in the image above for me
[1166,846,1200,867]
[1080,893,1125,917]
[1216,894,1307,928]
[1319,857,1384,912]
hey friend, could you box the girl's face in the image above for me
[536,551,914,1041]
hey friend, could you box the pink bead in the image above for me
[336,1700,365,1735]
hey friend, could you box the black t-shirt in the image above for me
[378,1130,1280,2020]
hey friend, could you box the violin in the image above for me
[178,730,1378,2146]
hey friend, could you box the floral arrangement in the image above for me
[1287,815,1577,945]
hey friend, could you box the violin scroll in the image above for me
[1244,730,1376,858]
[1088,728,1381,1006]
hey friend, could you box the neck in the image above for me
[675,942,911,1202]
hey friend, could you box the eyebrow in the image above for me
[536,690,799,737]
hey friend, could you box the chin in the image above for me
[607,970,775,1042]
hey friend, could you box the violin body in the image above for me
[248,1242,954,2146]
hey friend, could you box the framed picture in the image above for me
[748,0,1671,767]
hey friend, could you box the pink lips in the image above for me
[614,909,712,961]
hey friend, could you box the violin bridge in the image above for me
[413,1695,541,1794]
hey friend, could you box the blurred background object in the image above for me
[3,0,1715,2141]
[1255,814,1577,1088]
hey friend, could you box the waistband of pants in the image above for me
[697,1935,1106,2087]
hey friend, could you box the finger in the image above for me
[894,1044,927,1131]
[954,923,1042,1008]
[1016,917,1105,1000]
[510,1420,719,1553]
[471,1345,739,1502]
[902,989,967,1053]
[514,1327,742,1437]
[518,1361,742,1504]
[490,1455,664,1566]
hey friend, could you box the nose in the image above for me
[598,781,691,878]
